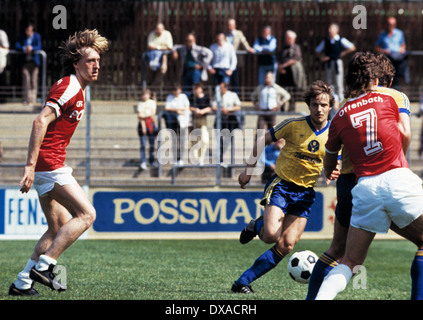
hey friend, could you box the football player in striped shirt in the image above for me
[231,80,335,294]
[9,30,108,296]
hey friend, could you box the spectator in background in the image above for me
[226,18,255,93]
[164,84,191,165]
[212,82,242,164]
[0,28,9,104]
[315,23,356,102]
[259,139,284,183]
[15,22,42,106]
[189,83,212,165]
[375,16,409,89]
[209,32,237,86]
[172,33,213,93]
[277,30,307,112]
[253,26,277,85]
[146,23,173,86]
[137,89,157,170]
[251,71,290,130]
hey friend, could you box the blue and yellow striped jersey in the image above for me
[269,116,330,188]
[340,86,411,174]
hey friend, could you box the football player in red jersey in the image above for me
[9,30,108,296]
[316,52,423,300]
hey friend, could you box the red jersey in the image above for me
[325,91,408,178]
[35,74,85,172]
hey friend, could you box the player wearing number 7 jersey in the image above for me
[316,52,423,300]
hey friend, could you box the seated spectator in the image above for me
[277,30,307,112]
[212,82,242,163]
[164,84,191,164]
[253,26,277,85]
[172,33,213,93]
[137,89,157,170]
[189,83,212,165]
[209,32,237,86]
[251,71,290,130]
[259,139,284,183]
[146,23,173,86]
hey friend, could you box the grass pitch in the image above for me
[0,239,417,300]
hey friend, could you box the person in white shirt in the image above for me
[165,85,191,164]
[251,71,291,130]
[212,82,242,163]
[209,32,237,86]
[137,89,157,170]
[315,23,356,102]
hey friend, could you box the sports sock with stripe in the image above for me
[411,249,423,300]
[306,252,338,300]
[235,245,284,286]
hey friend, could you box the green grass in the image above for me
[0,239,417,300]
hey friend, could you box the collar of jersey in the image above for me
[306,115,330,136]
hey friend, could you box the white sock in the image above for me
[315,264,353,300]
[14,259,37,290]
[35,254,57,272]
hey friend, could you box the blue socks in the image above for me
[236,245,284,286]
[306,252,338,300]
[411,249,423,300]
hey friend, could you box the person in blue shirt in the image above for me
[15,22,42,106]
[259,139,284,183]
[253,26,277,85]
[375,16,409,89]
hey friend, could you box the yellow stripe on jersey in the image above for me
[270,116,330,188]
[339,87,410,175]
[261,175,282,205]
[415,251,423,257]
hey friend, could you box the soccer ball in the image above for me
[287,250,318,284]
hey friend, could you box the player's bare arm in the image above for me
[239,130,274,189]
[19,106,57,193]
[323,151,339,182]
[398,112,411,155]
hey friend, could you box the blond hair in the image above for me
[59,29,109,76]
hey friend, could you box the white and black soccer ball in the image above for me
[287,250,318,284]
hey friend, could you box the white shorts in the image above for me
[33,166,78,197]
[351,168,423,233]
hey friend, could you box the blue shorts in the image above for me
[260,175,315,219]
[335,173,356,228]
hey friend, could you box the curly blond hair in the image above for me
[59,29,109,76]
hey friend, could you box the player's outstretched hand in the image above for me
[19,165,35,193]
[238,169,251,189]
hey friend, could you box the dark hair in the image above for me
[376,53,395,87]
[303,80,335,108]
[345,51,383,98]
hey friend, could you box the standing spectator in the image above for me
[375,16,409,89]
[277,30,307,112]
[146,23,173,86]
[172,33,213,93]
[226,18,255,93]
[137,89,157,170]
[251,71,291,130]
[164,84,191,165]
[208,32,237,86]
[189,83,212,165]
[315,23,356,102]
[253,26,277,85]
[15,22,42,106]
[0,28,9,104]
[212,82,242,163]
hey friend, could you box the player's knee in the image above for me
[261,230,279,244]
[275,237,296,256]
[81,207,96,229]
